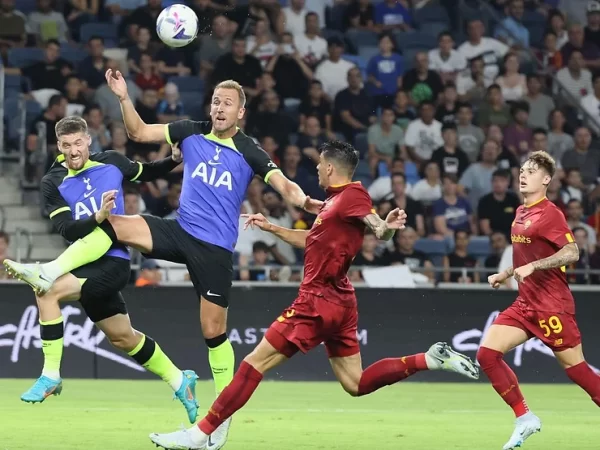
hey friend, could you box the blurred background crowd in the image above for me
[1,0,600,287]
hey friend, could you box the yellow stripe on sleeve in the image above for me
[264,168,282,184]
[49,206,71,219]
[164,124,173,145]
[565,233,574,243]
[130,161,144,182]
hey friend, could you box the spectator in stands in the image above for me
[460,139,499,209]
[587,200,600,240]
[344,0,375,32]
[157,83,187,124]
[392,89,416,131]
[212,36,262,97]
[124,187,143,215]
[282,0,308,36]
[561,168,586,205]
[484,231,508,277]
[478,169,520,238]
[155,41,191,79]
[135,259,162,287]
[409,160,442,204]
[259,135,280,167]
[504,101,533,159]
[314,37,355,101]
[135,88,159,126]
[580,72,600,134]
[247,72,279,113]
[547,9,568,50]
[280,144,319,200]
[198,15,232,80]
[367,158,411,202]
[28,0,69,43]
[555,51,593,105]
[404,100,444,165]
[495,53,527,103]
[299,80,335,138]
[127,27,155,74]
[22,39,72,93]
[387,227,434,281]
[403,52,443,105]
[524,74,555,130]
[112,124,132,157]
[262,189,297,265]
[349,230,386,281]
[334,67,376,141]
[248,89,296,147]
[373,0,412,32]
[64,75,89,115]
[538,31,563,75]
[265,32,313,100]
[0,0,26,51]
[561,126,600,187]
[567,226,595,284]
[367,33,404,108]
[105,0,145,25]
[239,241,271,282]
[191,0,219,35]
[431,123,471,179]
[566,199,598,247]
[456,56,493,107]
[561,23,600,73]
[547,109,575,162]
[0,231,10,280]
[547,175,568,214]
[436,83,460,125]
[294,11,327,68]
[84,105,111,154]
[585,1,600,48]
[495,0,529,49]
[428,31,467,84]
[134,53,164,91]
[476,84,511,129]
[78,36,107,93]
[367,107,405,177]
[64,0,97,42]
[121,0,163,42]
[457,103,485,163]
[378,172,425,237]
[27,94,67,175]
[246,17,277,68]
[296,115,326,174]
[458,19,509,81]
[150,180,181,218]
[443,230,479,283]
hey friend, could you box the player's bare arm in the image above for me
[488,266,515,288]
[105,69,167,143]
[513,242,579,283]
[267,171,323,215]
[362,208,407,241]
[242,213,308,248]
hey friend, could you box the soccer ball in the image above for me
[156,4,199,48]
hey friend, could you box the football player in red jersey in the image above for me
[479,151,600,450]
[149,140,480,450]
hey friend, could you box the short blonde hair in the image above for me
[214,79,246,108]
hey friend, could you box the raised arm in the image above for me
[243,213,309,249]
[267,171,321,214]
[99,150,181,183]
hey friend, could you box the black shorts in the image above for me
[71,256,130,323]
[141,215,233,307]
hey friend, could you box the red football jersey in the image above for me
[511,198,576,313]
[300,182,374,307]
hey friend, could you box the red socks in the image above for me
[477,347,529,417]
[358,354,428,396]
[198,361,263,435]
[566,361,600,407]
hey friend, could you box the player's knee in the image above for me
[341,380,360,397]
[107,329,137,351]
[201,318,226,339]
[476,346,502,370]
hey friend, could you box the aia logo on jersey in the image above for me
[511,234,532,244]
[191,162,232,191]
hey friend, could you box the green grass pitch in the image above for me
[0,380,597,449]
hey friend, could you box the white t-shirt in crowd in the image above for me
[314,58,356,100]
[409,179,442,203]
[580,93,600,135]
[455,72,494,95]
[404,119,444,160]
[245,37,278,68]
[498,245,518,290]
[294,33,328,60]
[554,67,593,103]
[304,0,332,28]
[263,213,297,264]
[457,37,509,80]
[283,7,308,36]
[368,176,412,202]
[428,49,467,74]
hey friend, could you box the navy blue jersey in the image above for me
[165,120,280,251]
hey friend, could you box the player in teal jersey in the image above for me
[4,116,200,423]
[5,72,322,448]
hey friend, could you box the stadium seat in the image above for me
[326,3,347,31]
[342,54,367,78]
[170,76,205,94]
[7,48,45,68]
[395,31,438,52]
[4,75,23,92]
[358,45,380,62]
[414,5,450,27]
[353,132,368,158]
[80,23,119,47]
[345,30,379,51]
[414,238,448,257]
[17,0,36,13]
[467,236,492,258]
[60,46,90,66]
[321,29,344,42]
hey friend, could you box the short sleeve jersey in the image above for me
[300,182,374,307]
[511,198,576,313]
[42,151,146,260]
[165,120,280,251]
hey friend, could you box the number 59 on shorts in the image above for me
[539,316,563,337]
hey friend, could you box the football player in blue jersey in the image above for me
[4,115,200,423]
[5,71,322,447]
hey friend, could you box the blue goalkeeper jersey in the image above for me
[165,120,280,252]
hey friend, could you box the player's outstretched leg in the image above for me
[477,325,541,450]
[556,346,600,408]
[95,314,199,424]
[149,335,289,450]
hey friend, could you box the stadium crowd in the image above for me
[3,0,600,285]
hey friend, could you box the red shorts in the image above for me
[494,302,582,351]
[265,292,360,359]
